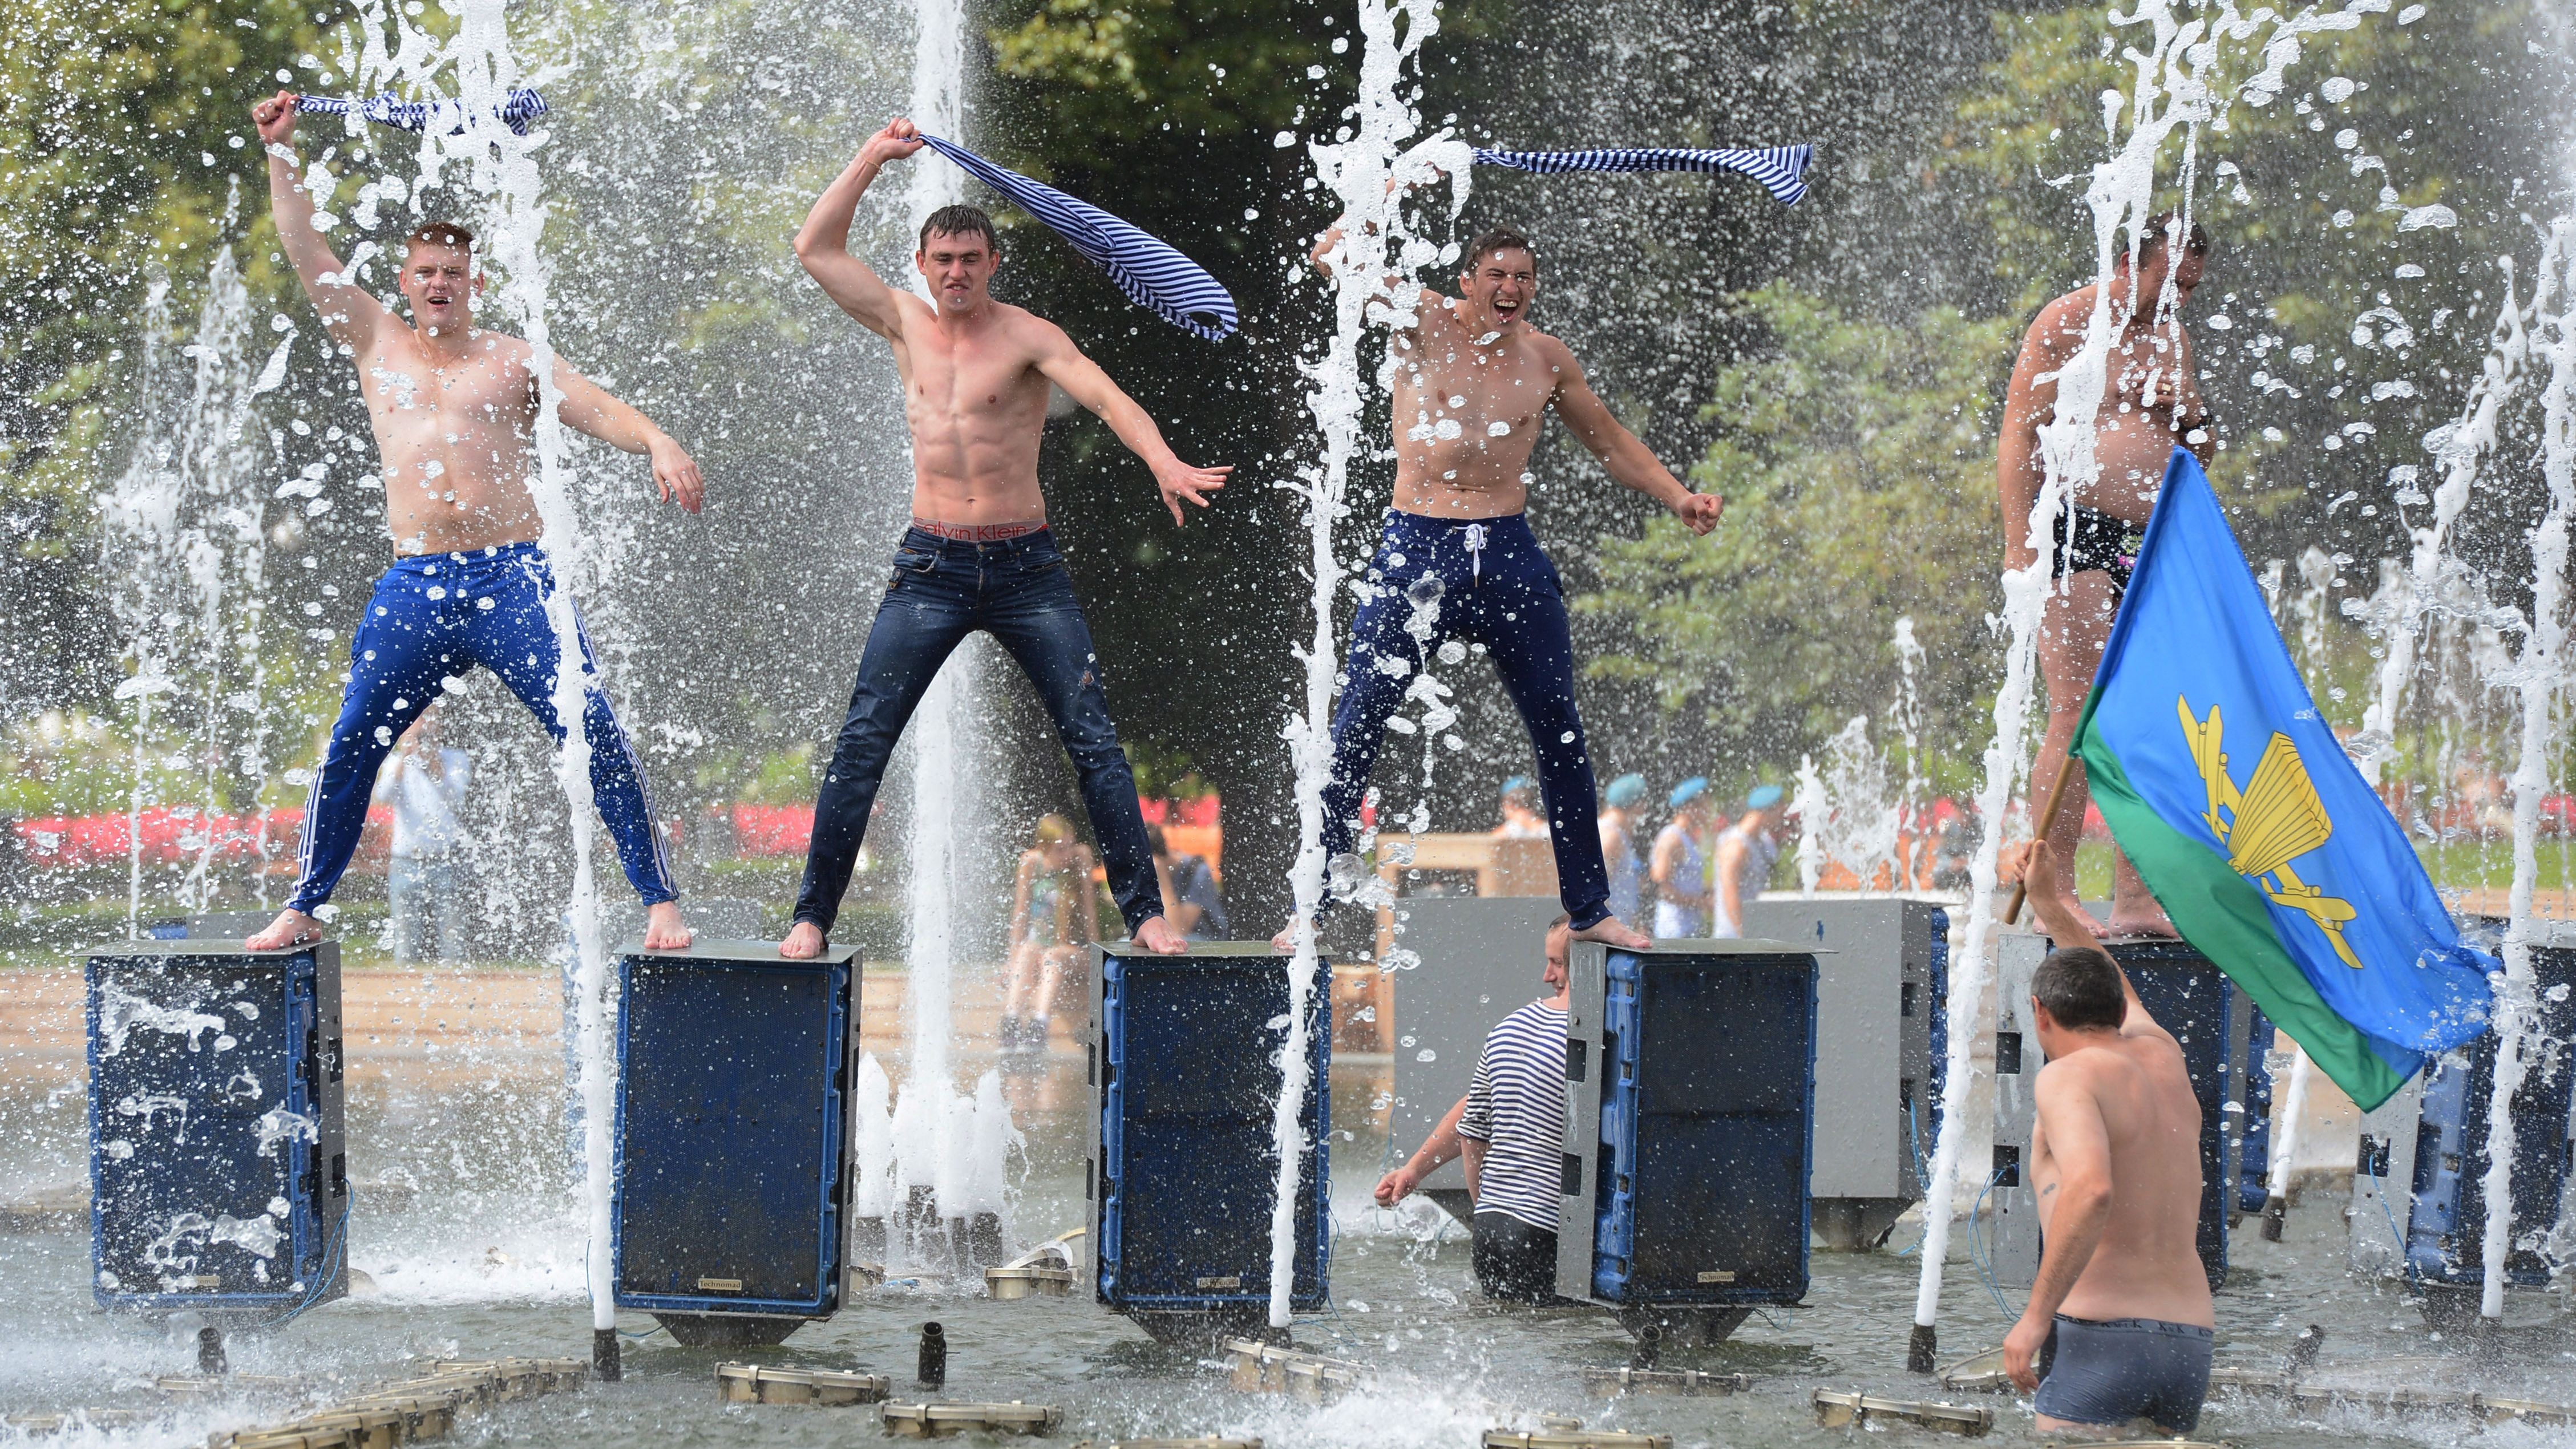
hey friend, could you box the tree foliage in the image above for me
[1584,282,2008,787]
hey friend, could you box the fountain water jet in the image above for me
[1282,0,1475,1329]
[99,236,285,936]
[863,0,1021,1279]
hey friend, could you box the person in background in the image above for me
[1598,772,1648,928]
[1147,823,1228,941]
[1374,914,1571,1302]
[1651,778,1717,938]
[376,707,472,964]
[1710,784,1787,938]
[999,814,1098,1052]
[1495,776,1550,838]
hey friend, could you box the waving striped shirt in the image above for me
[1473,144,1814,208]
[916,135,1240,343]
[1458,998,1570,1232]
[296,90,548,138]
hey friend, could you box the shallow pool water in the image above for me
[1,1027,2570,1449]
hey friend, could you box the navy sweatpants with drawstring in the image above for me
[1319,511,1612,929]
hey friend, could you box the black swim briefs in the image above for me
[2047,503,2145,598]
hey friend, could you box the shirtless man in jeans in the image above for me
[243,90,699,953]
[781,118,1230,959]
[2004,839,2213,1438]
[2001,213,2211,937]
[1284,214,1724,948]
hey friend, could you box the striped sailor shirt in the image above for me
[1472,144,1815,207]
[1457,998,1570,1233]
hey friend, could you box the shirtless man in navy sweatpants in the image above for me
[1284,217,1722,949]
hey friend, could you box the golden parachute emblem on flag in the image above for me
[2178,697,2362,969]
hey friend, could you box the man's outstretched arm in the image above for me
[1032,326,1232,526]
[551,365,705,513]
[1548,345,1722,535]
[1375,1094,1469,1205]
[252,90,389,347]
[2004,1070,2115,1390]
[794,118,923,340]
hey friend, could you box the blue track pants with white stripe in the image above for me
[284,542,676,914]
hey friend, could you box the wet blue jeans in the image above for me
[1321,512,1610,929]
[794,527,1165,936]
[287,544,676,915]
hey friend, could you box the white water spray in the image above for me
[1794,717,1902,896]
[99,240,281,932]
[2481,219,2576,1320]
[1281,0,1474,1327]
[331,0,614,1329]
[862,0,1020,1275]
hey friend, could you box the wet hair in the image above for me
[1145,823,1170,856]
[920,204,1000,255]
[2031,946,2128,1032]
[405,221,476,256]
[1464,225,1539,276]
[1034,813,1075,847]
[2121,209,2211,266]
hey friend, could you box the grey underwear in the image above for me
[2033,1314,2213,1434]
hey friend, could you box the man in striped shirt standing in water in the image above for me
[1374,914,1572,1301]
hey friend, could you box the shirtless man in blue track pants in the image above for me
[244,90,699,953]
[1281,217,1723,949]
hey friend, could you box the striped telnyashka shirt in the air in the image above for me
[1457,999,1570,1233]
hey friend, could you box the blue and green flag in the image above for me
[2073,448,2496,1111]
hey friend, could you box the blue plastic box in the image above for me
[1086,942,1329,1324]
[610,940,858,1330]
[86,940,347,1319]
[1558,941,1818,1339]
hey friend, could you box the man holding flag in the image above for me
[1982,445,2496,1428]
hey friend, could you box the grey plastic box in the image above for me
[1739,898,1947,1248]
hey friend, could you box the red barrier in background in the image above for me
[730,803,815,857]
[13,807,327,868]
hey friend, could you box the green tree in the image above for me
[1,0,338,711]
[1584,282,2008,784]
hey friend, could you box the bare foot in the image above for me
[244,909,322,951]
[1571,915,1651,950]
[1133,915,1188,955]
[2104,904,2178,938]
[2019,891,2088,929]
[779,920,826,959]
[642,901,693,951]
